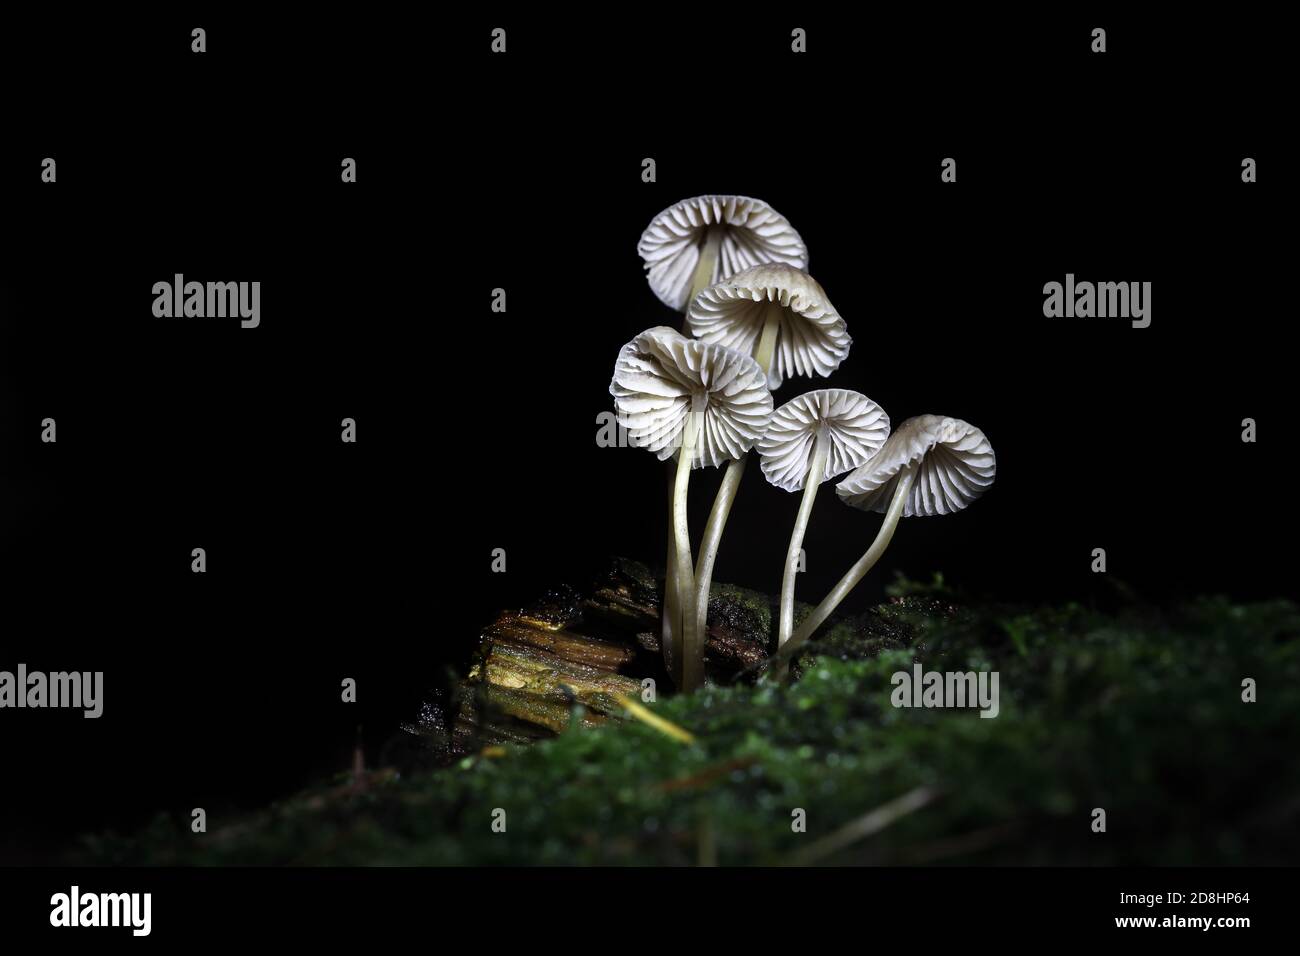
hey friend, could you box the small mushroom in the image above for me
[638,195,808,313]
[685,264,854,658]
[687,263,851,389]
[640,198,806,677]
[610,327,773,689]
[779,415,996,663]
[758,389,890,649]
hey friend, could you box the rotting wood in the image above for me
[435,559,773,752]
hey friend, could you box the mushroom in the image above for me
[609,327,773,689]
[778,415,996,664]
[684,264,854,660]
[758,389,890,649]
[637,196,808,313]
[687,262,851,390]
[639,197,806,677]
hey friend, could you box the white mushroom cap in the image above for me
[758,389,890,492]
[637,196,808,312]
[687,263,851,390]
[836,415,996,516]
[609,327,774,469]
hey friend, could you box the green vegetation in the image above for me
[81,573,1300,865]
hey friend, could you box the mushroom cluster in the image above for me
[613,195,996,691]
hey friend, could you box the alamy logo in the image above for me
[891,663,999,718]
[0,664,103,718]
[1043,273,1151,328]
[50,886,151,936]
[152,275,260,328]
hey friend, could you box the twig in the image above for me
[785,786,940,866]
[656,756,757,793]
[897,821,1020,864]
[614,694,697,745]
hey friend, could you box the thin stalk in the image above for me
[778,433,829,648]
[661,227,725,688]
[686,225,724,310]
[752,302,782,374]
[690,454,745,658]
[673,403,703,690]
[687,304,784,679]
[778,465,917,669]
[661,465,682,685]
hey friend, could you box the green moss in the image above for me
[81,589,1300,866]
[705,581,775,640]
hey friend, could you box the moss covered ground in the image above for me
[82,573,1300,866]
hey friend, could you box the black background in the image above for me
[0,10,1292,874]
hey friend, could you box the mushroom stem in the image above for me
[686,306,782,678]
[663,225,727,688]
[690,453,746,664]
[752,302,782,373]
[779,465,917,668]
[778,432,829,648]
[672,404,703,690]
[661,467,683,685]
[687,226,724,309]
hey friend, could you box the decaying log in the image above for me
[483,613,637,670]
[431,558,773,754]
[583,557,661,631]
[473,684,613,734]
[470,639,642,714]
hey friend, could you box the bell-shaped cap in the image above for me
[758,389,890,492]
[609,327,774,469]
[687,263,850,389]
[638,195,808,312]
[836,415,996,516]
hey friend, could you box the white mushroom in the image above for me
[638,196,808,313]
[641,198,805,678]
[687,263,851,390]
[779,415,996,665]
[684,264,854,662]
[837,415,996,517]
[758,389,890,649]
[610,327,773,689]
